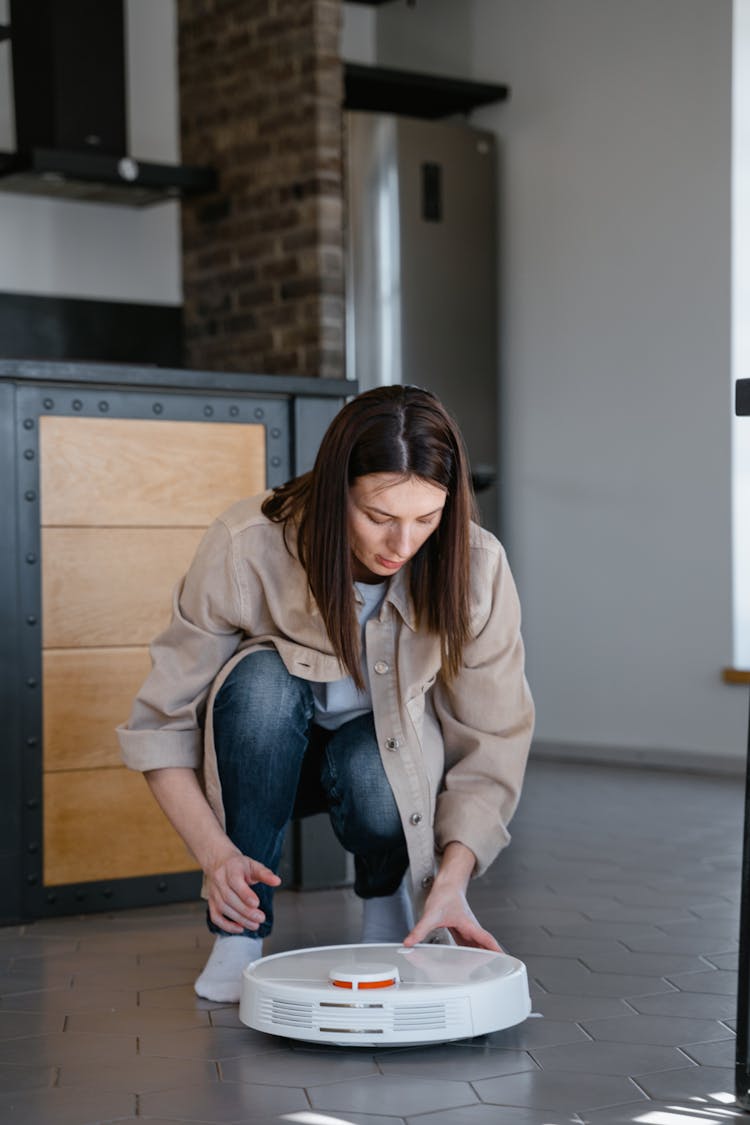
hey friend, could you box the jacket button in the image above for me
[374,660,389,675]
[421,875,434,889]
[384,737,401,751]
[410,812,423,825]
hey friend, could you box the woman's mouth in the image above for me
[375,555,403,570]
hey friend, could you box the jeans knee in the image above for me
[213,649,313,739]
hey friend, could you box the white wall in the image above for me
[0,0,181,304]
[376,0,747,763]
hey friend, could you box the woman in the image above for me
[118,385,534,1003]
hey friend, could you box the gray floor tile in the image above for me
[0,965,73,993]
[140,1080,309,1121]
[581,1099,747,1123]
[0,1086,135,1123]
[529,994,633,1021]
[533,966,675,998]
[627,991,737,1019]
[581,1014,735,1046]
[65,1007,212,1034]
[665,968,738,995]
[309,1073,479,1115]
[57,1055,219,1093]
[472,1070,647,1112]
[138,984,225,1011]
[578,951,708,976]
[0,1009,65,1038]
[530,1039,694,1076]
[139,1025,281,1061]
[704,950,738,970]
[406,1106,581,1125]
[621,933,738,954]
[0,1062,55,1093]
[636,1062,737,1102]
[220,1044,379,1085]
[375,1042,537,1080]
[466,1017,588,1050]
[0,986,139,1013]
[0,1029,137,1067]
[681,1037,735,1066]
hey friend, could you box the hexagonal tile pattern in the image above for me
[140,1079,309,1121]
[0,758,742,1122]
[308,1072,479,1116]
[473,1069,648,1112]
[375,1042,537,1080]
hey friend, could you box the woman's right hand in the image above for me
[206,850,282,934]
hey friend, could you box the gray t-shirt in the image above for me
[311,580,388,730]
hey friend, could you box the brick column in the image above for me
[177,0,344,379]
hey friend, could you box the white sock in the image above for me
[361,877,414,944]
[194,934,263,1003]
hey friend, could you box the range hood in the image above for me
[0,0,216,207]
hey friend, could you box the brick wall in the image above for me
[178,0,344,379]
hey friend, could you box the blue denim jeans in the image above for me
[209,649,409,937]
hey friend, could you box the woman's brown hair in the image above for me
[262,385,478,688]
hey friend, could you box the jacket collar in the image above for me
[384,564,417,631]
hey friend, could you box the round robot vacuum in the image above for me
[239,943,531,1047]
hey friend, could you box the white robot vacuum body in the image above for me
[239,943,531,1047]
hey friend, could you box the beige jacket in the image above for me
[118,494,534,915]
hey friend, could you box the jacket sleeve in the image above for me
[117,517,243,772]
[431,542,534,877]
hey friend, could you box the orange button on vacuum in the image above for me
[328,963,400,991]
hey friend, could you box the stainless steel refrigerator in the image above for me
[346,111,499,533]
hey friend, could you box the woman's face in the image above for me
[347,473,447,583]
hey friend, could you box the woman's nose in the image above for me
[386,524,411,558]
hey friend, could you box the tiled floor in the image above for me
[0,757,746,1124]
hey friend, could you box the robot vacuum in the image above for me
[239,943,531,1047]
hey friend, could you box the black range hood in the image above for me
[0,0,216,207]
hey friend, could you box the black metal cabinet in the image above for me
[0,360,352,924]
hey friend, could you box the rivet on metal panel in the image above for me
[271,456,281,468]
[27,874,38,885]
[23,449,34,460]
[229,405,239,417]
[26,677,37,688]
[24,490,36,501]
[102,888,113,899]
[98,401,109,413]
[153,403,163,415]
[271,427,281,438]
[43,398,54,410]
[254,408,264,419]
[26,798,39,809]
[27,842,39,854]
[72,399,83,411]
[26,737,38,748]
[23,418,34,430]
[204,405,214,417]
[157,881,167,892]
[25,553,37,564]
[26,615,37,626]
[46,893,57,904]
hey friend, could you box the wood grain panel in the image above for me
[43,767,198,886]
[44,647,152,771]
[42,527,204,648]
[40,416,266,527]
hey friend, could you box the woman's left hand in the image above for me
[402,841,502,952]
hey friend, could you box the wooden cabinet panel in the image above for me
[43,648,153,771]
[40,416,266,527]
[43,768,198,886]
[41,526,204,648]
